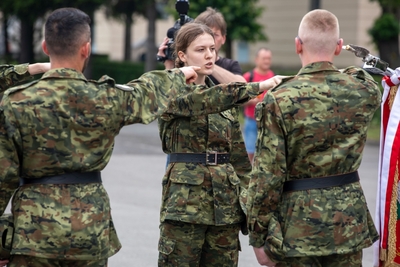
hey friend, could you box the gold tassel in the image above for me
[386,164,399,263]
[381,248,388,261]
[388,86,399,111]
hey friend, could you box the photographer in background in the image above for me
[157,7,245,84]
[194,7,246,84]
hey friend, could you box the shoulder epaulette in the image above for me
[115,84,135,91]
[95,75,133,91]
[95,75,116,86]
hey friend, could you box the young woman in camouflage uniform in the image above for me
[157,22,277,267]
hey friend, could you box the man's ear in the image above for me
[295,37,302,55]
[335,38,343,55]
[81,42,91,58]
[221,34,226,46]
[42,40,49,56]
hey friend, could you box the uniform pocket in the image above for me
[166,169,205,214]
[158,236,176,266]
[158,236,175,255]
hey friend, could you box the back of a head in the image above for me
[173,22,214,67]
[45,8,91,58]
[298,9,339,55]
[194,7,227,36]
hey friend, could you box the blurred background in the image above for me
[0,0,394,139]
[0,2,391,265]
[0,0,396,80]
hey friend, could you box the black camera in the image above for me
[157,0,193,62]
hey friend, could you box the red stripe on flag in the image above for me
[384,76,396,87]
[383,123,400,259]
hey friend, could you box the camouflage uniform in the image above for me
[0,67,193,266]
[158,77,258,267]
[247,62,381,266]
[0,64,32,91]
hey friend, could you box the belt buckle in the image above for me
[206,151,218,166]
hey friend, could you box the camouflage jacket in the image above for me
[158,77,258,226]
[0,64,32,92]
[247,62,381,260]
[0,67,190,260]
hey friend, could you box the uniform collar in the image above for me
[297,61,339,75]
[41,68,88,81]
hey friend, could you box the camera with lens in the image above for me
[157,0,193,62]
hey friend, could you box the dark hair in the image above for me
[173,22,214,67]
[45,8,91,57]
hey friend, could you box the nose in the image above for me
[206,48,213,58]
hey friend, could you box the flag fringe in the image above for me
[381,248,388,261]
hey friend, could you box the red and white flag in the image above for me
[374,77,400,267]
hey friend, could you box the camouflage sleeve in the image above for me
[163,82,260,118]
[247,92,287,252]
[0,64,32,92]
[119,68,187,125]
[0,106,20,215]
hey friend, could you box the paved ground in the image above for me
[103,122,380,267]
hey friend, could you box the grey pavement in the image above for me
[103,121,380,267]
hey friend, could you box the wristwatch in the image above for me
[156,55,166,63]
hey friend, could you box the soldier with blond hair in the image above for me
[247,9,380,267]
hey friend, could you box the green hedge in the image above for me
[90,54,165,83]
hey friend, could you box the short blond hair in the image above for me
[298,9,339,55]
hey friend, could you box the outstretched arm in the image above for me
[0,63,50,92]
[212,64,246,83]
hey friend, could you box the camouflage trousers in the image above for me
[8,255,108,267]
[276,250,362,267]
[158,220,241,267]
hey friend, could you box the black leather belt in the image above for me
[19,172,102,186]
[282,171,359,192]
[169,152,230,165]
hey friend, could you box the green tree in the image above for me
[166,0,266,58]
[0,0,50,63]
[369,0,400,67]
[0,0,105,63]
[105,0,146,61]
[144,0,157,71]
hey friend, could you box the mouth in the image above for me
[205,62,213,68]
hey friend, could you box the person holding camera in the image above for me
[156,22,285,266]
[194,7,246,84]
[158,7,245,85]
